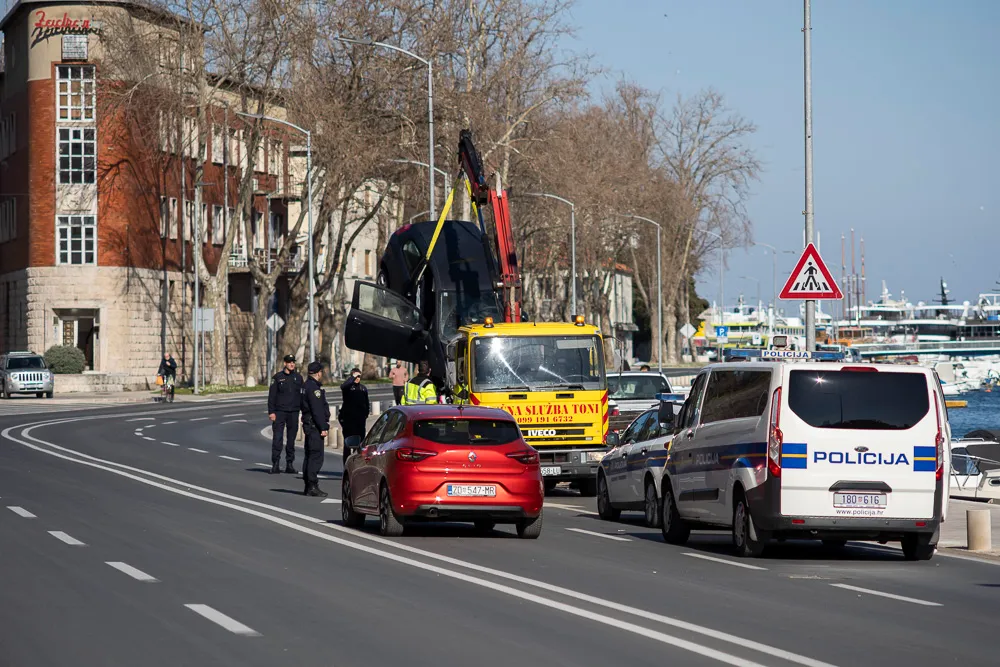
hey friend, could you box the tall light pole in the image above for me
[235,111,315,362]
[701,229,726,360]
[338,37,435,221]
[620,214,662,372]
[803,0,816,351]
[393,159,450,201]
[523,192,576,316]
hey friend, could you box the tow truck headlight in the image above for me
[585,451,606,463]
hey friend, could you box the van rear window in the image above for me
[788,370,929,430]
[413,419,521,445]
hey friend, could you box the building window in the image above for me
[57,65,96,122]
[58,127,96,184]
[0,198,15,243]
[212,125,223,164]
[268,139,280,176]
[56,215,97,265]
[184,201,195,240]
[159,197,177,239]
[212,205,224,244]
[364,249,371,276]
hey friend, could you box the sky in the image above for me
[564,0,1000,314]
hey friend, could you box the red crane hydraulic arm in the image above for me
[457,130,522,323]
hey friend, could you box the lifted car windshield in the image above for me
[471,335,607,392]
[413,419,521,445]
[438,291,503,338]
[6,357,46,370]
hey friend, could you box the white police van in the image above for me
[647,349,949,560]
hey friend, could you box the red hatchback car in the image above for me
[341,405,544,538]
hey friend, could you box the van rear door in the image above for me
[778,366,941,520]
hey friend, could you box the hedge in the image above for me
[44,345,86,374]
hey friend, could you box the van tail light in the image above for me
[396,447,438,462]
[767,387,783,479]
[507,449,539,465]
[841,366,877,372]
[933,393,945,481]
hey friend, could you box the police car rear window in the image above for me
[788,370,929,430]
[413,419,521,445]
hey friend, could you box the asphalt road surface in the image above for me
[1,397,997,667]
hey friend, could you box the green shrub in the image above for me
[44,345,86,374]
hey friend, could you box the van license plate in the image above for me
[540,466,561,477]
[447,485,497,497]
[833,493,887,509]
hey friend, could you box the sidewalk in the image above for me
[940,499,1000,557]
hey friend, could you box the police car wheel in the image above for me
[379,483,405,537]
[660,484,690,545]
[644,480,662,528]
[901,533,935,561]
[341,476,365,529]
[597,474,621,521]
[733,494,766,558]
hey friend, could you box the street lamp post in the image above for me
[753,242,779,307]
[522,193,576,315]
[338,37,435,221]
[701,229,726,360]
[620,214,662,373]
[235,111,315,363]
[393,159,450,201]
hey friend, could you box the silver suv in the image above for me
[0,352,55,399]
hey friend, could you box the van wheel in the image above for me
[901,533,935,561]
[660,483,690,545]
[644,479,662,528]
[597,474,620,521]
[578,478,598,498]
[733,493,767,558]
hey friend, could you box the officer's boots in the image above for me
[305,484,328,498]
[285,463,297,474]
[269,463,281,475]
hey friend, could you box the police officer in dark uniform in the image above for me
[268,354,303,475]
[300,361,330,497]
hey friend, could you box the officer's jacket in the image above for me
[268,370,303,412]
[339,377,370,421]
[402,374,439,405]
[301,377,331,431]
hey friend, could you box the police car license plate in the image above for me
[540,466,561,476]
[833,492,887,509]
[447,484,497,497]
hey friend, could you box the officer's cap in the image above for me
[283,354,296,363]
[307,361,323,374]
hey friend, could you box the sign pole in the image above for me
[803,0,816,351]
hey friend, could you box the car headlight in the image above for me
[585,451,607,463]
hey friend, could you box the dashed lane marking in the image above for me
[219,455,241,461]
[565,528,631,542]
[143,437,156,442]
[683,553,768,571]
[254,462,271,468]
[221,419,248,424]
[184,604,261,637]
[49,531,85,546]
[162,442,180,447]
[126,418,155,422]
[223,414,245,418]
[190,417,209,422]
[106,562,159,582]
[162,421,177,425]
[320,498,342,504]
[188,448,208,454]
[7,506,36,518]
[830,583,942,607]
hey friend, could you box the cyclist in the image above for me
[158,353,177,400]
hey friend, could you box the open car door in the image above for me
[345,281,430,363]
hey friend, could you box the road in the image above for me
[0,396,997,667]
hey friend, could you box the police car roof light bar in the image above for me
[722,349,847,362]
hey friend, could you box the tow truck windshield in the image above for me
[471,335,606,392]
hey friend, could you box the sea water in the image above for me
[947,390,1000,438]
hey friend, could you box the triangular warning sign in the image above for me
[779,243,843,300]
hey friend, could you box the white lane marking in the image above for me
[254,462,271,468]
[188,448,208,454]
[221,419,247,424]
[320,498,342,504]
[162,421,177,425]
[184,604,261,637]
[223,414,245,418]
[8,506,36,518]
[5,420,838,667]
[683,553,768,571]
[162,441,180,447]
[49,531,85,546]
[144,424,156,429]
[219,455,241,461]
[830,583,942,607]
[126,418,155,422]
[106,561,159,582]
[565,528,631,542]
[190,417,209,422]
[143,437,156,441]
[545,502,586,510]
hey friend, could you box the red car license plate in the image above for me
[446,484,497,497]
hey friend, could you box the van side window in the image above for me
[700,370,772,425]
[678,373,709,430]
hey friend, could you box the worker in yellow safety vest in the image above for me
[452,378,470,405]
[402,360,439,405]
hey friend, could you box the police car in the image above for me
[616,349,950,560]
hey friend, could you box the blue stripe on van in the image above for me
[913,445,937,472]
[781,442,808,469]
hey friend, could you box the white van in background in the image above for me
[653,349,949,561]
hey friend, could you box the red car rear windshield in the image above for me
[413,419,521,445]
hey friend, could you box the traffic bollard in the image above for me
[967,509,992,552]
[371,400,381,416]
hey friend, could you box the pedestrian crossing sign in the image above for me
[779,243,843,300]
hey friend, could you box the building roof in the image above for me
[1,0,196,33]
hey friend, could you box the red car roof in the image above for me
[390,405,513,420]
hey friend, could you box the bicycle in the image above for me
[158,375,175,403]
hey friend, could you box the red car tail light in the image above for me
[506,449,539,465]
[396,447,438,462]
[767,386,783,479]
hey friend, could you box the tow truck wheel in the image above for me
[578,478,598,498]
[660,482,690,545]
[901,533,935,561]
[597,474,620,521]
